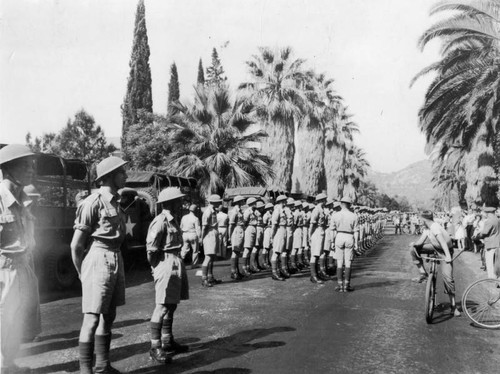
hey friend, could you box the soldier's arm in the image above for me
[146,218,164,267]
[71,197,98,276]
[70,230,88,277]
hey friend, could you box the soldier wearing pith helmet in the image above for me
[271,195,288,281]
[228,195,245,279]
[261,202,274,269]
[309,193,327,284]
[242,197,258,276]
[146,187,189,364]
[201,194,223,287]
[71,156,129,373]
[0,145,41,373]
[253,200,266,271]
[331,196,359,292]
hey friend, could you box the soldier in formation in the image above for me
[201,194,223,287]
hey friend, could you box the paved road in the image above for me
[18,229,500,374]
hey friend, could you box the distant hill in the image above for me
[367,160,435,209]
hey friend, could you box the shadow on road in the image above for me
[21,318,148,357]
[126,326,294,374]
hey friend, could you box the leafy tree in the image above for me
[240,47,306,191]
[123,110,171,171]
[205,48,227,87]
[122,0,153,147]
[26,109,116,165]
[197,58,205,86]
[342,145,370,201]
[168,84,274,197]
[167,62,180,115]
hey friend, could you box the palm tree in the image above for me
[294,72,340,195]
[324,102,359,199]
[413,0,500,206]
[239,47,306,191]
[342,145,370,201]
[167,84,274,197]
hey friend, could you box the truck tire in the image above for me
[46,248,79,290]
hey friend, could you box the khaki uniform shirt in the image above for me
[74,187,126,252]
[147,209,183,252]
[331,208,359,234]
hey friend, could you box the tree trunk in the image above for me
[261,117,295,191]
[294,117,325,195]
[324,143,344,200]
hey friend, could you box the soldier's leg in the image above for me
[149,304,170,363]
[162,304,189,353]
[201,255,212,287]
[79,313,100,374]
[271,249,284,281]
[191,238,200,269]
[250,247,261,272]
[242,247,252,276]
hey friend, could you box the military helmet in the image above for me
[315,193,327,202]
[233,195,245,204]
[0,144,36,165]
[246,197,257,206]
[295,201,303,208]
[255,201,265,209]
[208,194,222,203]
[157,187,185,204]
[302,202,309,210]
[275,195,287,203]
[286,197,295,206]
[95,156,128,182]
[340,196,352,204]
[265,202,274,210]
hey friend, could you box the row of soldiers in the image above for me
[184,192,386,290]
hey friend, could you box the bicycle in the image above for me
[462,278,500,329]
[420,251,462,324]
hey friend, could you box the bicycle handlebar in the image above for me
[420,249,464,262]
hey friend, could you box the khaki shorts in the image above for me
[293,227,303,249]
[152,253,189,304]
[81,247,125,314]
[273,227,286,254]
[203,229,219,255]
[311,228,325,257]
[244,226,257,248]
[231,226,244,253]
[335,232,354,268]
[263,227,273,249]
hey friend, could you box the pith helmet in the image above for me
[265,202,274,210]
[295,201,303,208]
[302,202,309,210]
[157,187,185,204]
[315,193,327,202]
[286,197,295,206]
[275,195,287,203]
[340,196,352,204]
[189,204,198,212]
[95,156,128,181]
[0,144,35,165]
[233,195,245,204]
[208,194,222,203]
[325,199,334,207]
[333,201,341,208]
[247,197,257,206]
[256,201,265,209]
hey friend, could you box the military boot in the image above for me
[318,256,333,280]
[310,261,324,284]
[271,260,285,281]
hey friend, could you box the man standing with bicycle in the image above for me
[410,210,461,317]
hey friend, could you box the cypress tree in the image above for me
[206,48,227,87]
[167,62,180,115]
[121,0,153,148]
[197,58,205,85]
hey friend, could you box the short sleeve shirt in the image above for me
[427,221,452,250]
[243,208,257,226]
[181,212,201,235]
[0,181,35,254]
[73,187,126,251]
[146,209,182,252]
[481,216,500,249]
[202,206,218,230]
[217,211,229,228]
[229,206,244,226]
[272,205,287,227]
[331,209,358,233]
[310,205,325,228]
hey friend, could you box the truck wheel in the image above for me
[46,249,79,290]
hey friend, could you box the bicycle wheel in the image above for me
[462,278,500,329]
[425,273,436,324]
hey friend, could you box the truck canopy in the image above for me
[126,171,197,189]
[224,186,267,200]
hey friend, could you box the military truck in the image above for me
[30,153,90,290]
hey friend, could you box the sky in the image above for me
[0,0,441,173]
